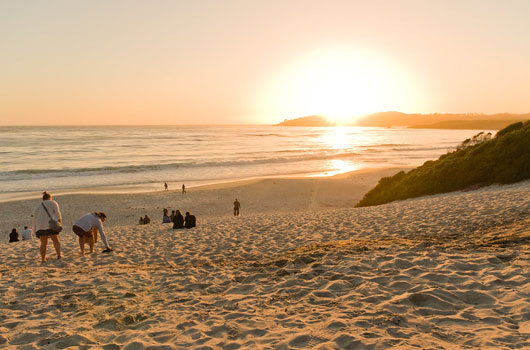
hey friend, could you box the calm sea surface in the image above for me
[0,125,489,201]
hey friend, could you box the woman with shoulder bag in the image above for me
[33,191,62,262]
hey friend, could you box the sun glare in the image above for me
[258,46,417,124]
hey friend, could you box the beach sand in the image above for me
[1,167,530,349]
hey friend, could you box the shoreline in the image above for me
[0,167,407,238]
[0,166,394,204]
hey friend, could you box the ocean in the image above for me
[0,125,489,202]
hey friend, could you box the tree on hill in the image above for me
[355,121,530,207]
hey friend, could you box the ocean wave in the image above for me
[0,151,363,181]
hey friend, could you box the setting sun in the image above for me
[258,47,419,124]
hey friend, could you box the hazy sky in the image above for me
[1,0,529,125]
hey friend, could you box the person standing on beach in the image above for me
[233,198,240,216]
[164,182,168,191]
[33,191,62,262]
[72,212,113,254]
[182,184,186,194]
[21,226,32,240]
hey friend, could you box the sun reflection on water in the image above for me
[322,126,349,149]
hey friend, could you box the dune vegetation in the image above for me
[356,121,530,207]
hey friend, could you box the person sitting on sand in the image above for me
[143,215,151,224]
[172,210,184,229]
[21,226,32,240]
[162,209,171,223]
[139,216,144,225]
[170,210,175,222]
[184,212,196,229]
[33,191,62,262]
[9,228,19,242]
[73,212,113,254]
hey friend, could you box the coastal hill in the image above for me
[356,121,530,207]
[277,115,336,126]
[277,112,530,129]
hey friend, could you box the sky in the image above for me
[1,0,529,125]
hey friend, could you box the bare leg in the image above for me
[79,236,85,254]
[39,235,48,262]
[88,233,95,253]
[50,235,61,259]
[92,227,98,243]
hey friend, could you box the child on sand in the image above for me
[72,212,113,254]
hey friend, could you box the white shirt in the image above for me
[33,199,62,233]
[21,228,32,240]
[74,213,109,247]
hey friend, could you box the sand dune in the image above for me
[1,169,529,349]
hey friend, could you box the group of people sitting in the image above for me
[138,215,151,225]
[9,226,33,242]
[163,209,196,229]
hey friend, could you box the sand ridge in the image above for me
[0,172,529,349]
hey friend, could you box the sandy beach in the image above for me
[1,167,530,349]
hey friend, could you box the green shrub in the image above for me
[355,122,530,207]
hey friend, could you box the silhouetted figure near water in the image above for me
[173,210,184,229]
[233,198,240,216]
[182,184,186,194]
[164,182,168,191]
[184,212,196,229]
[9,228,19,242]
[143,215,151,224]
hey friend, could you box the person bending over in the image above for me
[72,212,113,254]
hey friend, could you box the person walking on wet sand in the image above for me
[33,191,62,262]
[164,182,168,191]
[182,184,186,194]
[233,198,240,216]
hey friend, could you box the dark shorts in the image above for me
[36,229,60,238]
[72,225,93,238]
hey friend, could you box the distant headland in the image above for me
[277,112,530,130]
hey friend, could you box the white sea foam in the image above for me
[0,125,491,199]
